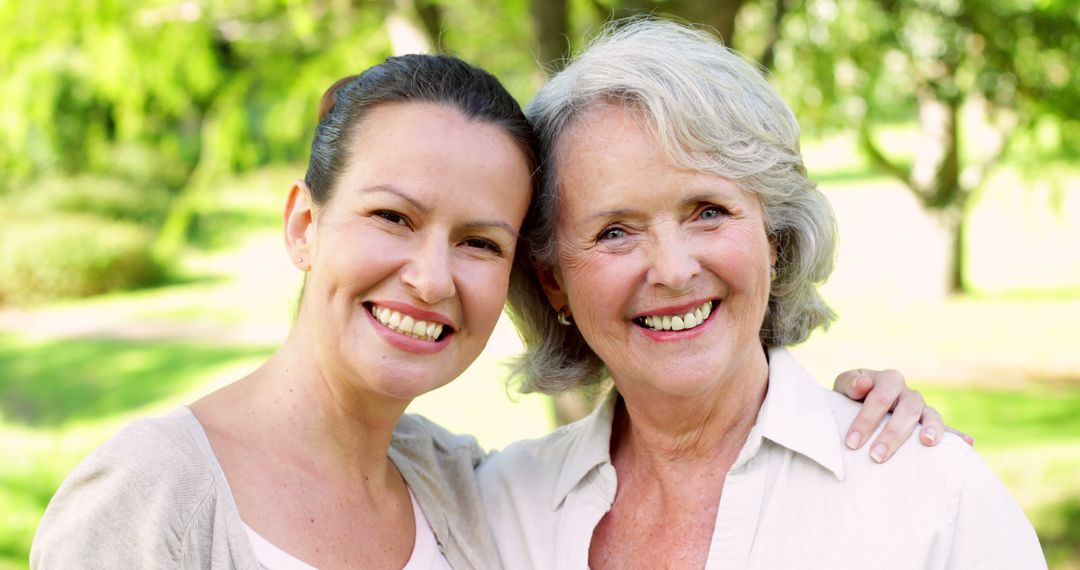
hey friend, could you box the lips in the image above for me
[367,303,452,342]
[633,300,715,332]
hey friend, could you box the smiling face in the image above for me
[288,102,532,402]
[546,104,775,399]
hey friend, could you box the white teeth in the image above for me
[370,305,446,341]
[411,319,427,336]
[641,301,714,332]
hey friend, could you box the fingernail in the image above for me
[845,431,862,449]
[923,428,937,444]
[870,443,887,463]
[854,375,869,390]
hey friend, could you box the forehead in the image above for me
[554,105,686,206]
[332,102,532,217]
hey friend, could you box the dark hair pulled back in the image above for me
[304,54,539,205]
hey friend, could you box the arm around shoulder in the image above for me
[31,419,215,569]
[946,442,1047,569]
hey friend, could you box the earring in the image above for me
[770,265,778,281]
[556,306,573,326]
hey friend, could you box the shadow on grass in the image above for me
[1036,497,1080,567]
[0,334,273,428]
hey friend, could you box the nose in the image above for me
[400,235,456,304]
[646,230,700,293]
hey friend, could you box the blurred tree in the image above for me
[522,0,1080,295]
[778,0,1080,293]
[0,0,395,257]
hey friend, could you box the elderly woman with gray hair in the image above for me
[478,20,1045,569]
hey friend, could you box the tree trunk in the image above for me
[531,0,570,76]
[385,0,434,55]
[912,89,968,294]
[950,209,966,294]
[665,0,745,46]
[932,206,967,295]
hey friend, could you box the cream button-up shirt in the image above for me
[477,348,1046,569]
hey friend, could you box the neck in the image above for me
[217,327,411,487]
[610,347,769,475]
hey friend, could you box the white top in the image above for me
[244,488,452,570]
[477,348,1046,570]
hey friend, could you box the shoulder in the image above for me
[818,390,1043,565]
[476,414,592,504]
[31,409,223,568]
[481,419,583,473]
[394,413,485,463]
[392,415,505,568]
[821,387,974,478]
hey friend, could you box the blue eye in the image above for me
[598,227,626,241]
[700,205,727,220]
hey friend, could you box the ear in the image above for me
[285,180,315,271]
[536,263,569,313]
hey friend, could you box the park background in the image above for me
[1,0,1078,567]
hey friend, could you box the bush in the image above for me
[14,176,171,224]
[0,216,164,304]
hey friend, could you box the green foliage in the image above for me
[13,176,170,224]
[0,0,395,191]
[777,0,1080,144]
[0,216,163,304]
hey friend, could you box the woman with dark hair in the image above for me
[33,52,955,569]
[32,54,536,569]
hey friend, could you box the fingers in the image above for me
[866,386,925,463]
[946,426,975,447]
[834,369,873,401]
[843,369,905,452]
[918,405,945,446]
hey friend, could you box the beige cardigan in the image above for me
[31,408,501,569]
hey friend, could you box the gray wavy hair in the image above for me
[506,19,837,395]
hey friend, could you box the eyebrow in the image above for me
[361,184,518,238]
[581,192,730,224]
[464,220,519,238]
[359,184,428,214]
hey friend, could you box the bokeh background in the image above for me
[1,0,1078,567]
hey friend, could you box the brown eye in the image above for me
[374,210,409,226]
[464,237,503,255]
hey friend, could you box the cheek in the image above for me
[458,262,513,327]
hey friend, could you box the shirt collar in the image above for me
[550,348,845,510]
[552,389,618,510]
[737,347,845,480]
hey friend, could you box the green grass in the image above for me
[917,384,1080,450]
[0,335,273,428]
[0,335,272,567]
